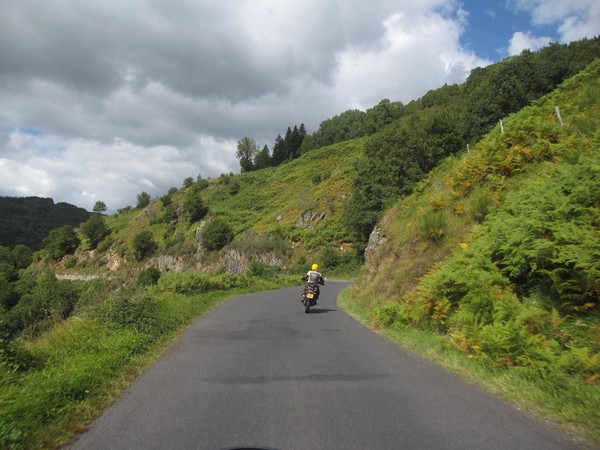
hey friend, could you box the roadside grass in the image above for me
[0,276,298,449]
[338,288,600,446]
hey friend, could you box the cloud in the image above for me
[0,1,494,211]
[509,0,600,42]
[1,130,236,212]
[335,10,488,108]
[508,31,553,55]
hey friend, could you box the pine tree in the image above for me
[283,127,293,162]
[271,134,286,166]
[254,145,271,170]
[290,125,302,159]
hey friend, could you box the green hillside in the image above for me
[344,59,600,441]
[80,139,364,277]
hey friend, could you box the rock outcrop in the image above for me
[295,210,326,228]
[364,225,388,272]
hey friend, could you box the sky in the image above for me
[0,0,598,213]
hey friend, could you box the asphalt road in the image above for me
[68,281,582,450]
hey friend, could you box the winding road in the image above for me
[68,281,581,449]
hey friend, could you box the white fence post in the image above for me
[554,106,564,126]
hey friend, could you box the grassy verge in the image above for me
[337,288,600,446]
[0,276,297,449]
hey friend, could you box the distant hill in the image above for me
[0,197,90,250]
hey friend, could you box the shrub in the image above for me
[485,163,600,311]
[137,267,161,286]
[81,213,110,249]
[156,271,253,294]
[0,273,18,309]
[43,226,80,261]
[228,180,240,195]
[96,289,159,334]
[161,204,177,223]
[372,303,406,329]
[418,210,447,242]
[157,272,219,293]
[319,246,340,268]
[229,231,292,257]
[64,256,77,269]
[132,231,158,260]
[471,192,494,223]
[201,219,233,251]
[2,271,78,340]
[195,178,209,191]
[136,191,151,209]
[247,260,275,278]
[12,245,33,270]
[183,190,208,223]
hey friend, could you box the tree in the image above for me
[201,219,233,251]
[92,201,108,214]
[136,191,151,209]
[43,225,80,260]
[81,213,110,249]
[183,188,208,222]
[236,137,259,173]
[345,109,464,254]
[12,244,33,270]
[0,272,18,309]
[364,99,405,134]
[289,125,304,159]
[271,134,287,166]
[254,145,271,170]
[132,230,158,260]
[283,127,294,161]
[0,246,16,280]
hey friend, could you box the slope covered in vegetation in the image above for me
[344,38,600,253]
[345,59,600,441]
[89,138,364,276]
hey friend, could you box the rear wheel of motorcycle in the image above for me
[305,300,310,313]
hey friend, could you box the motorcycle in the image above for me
[301,275,325,313]
[302,281,319,313]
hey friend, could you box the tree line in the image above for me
[236,124,307,172]
[236,97,407,173]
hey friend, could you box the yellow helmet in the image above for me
[311,263,319,271]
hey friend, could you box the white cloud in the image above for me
[334,10,489,108]
[510,0,600,42]
[0,130,236,212]
[508,31,553,55]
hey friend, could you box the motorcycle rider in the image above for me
[302,263,325,303]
